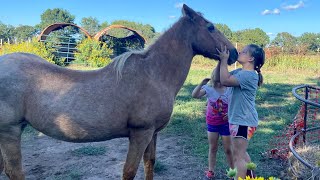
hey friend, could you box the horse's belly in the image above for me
[28,117,130,143]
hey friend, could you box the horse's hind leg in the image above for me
[143,133,157,180]
[123,128,154,180]
[0,127,25,180]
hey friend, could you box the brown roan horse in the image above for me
[0,4,238,180]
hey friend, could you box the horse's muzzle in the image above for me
[228,48,238,65]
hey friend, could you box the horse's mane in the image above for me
[112,16,188,82]
[113,49,145,82]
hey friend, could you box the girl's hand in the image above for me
[201,78,211,85]
[215,45,229,62]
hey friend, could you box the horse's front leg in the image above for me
[122,128,154,180]
[143,133,157,180]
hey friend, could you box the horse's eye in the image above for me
[207,24,215,32]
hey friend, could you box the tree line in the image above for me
[1,8,319,54]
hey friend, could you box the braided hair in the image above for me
[248,44,265,86]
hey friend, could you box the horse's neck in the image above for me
[147,20,195,94]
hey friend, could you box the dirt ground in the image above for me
[0,132,211,180]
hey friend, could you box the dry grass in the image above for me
[288,144,320,179]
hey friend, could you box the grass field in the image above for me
[163,59,319,178]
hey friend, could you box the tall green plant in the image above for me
[74,39,113,67]
[264,54,320,72]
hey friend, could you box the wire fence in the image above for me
[289,85,320,180]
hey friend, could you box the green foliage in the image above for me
[0,38,55,63]
[74,39,113,67]
[246,162,257,170]
[100,21,109,30]
[110,20,155,41]
[226,168,237,177]
[233,28,270,47]
[80,16,100,36]
[215,23,232,40]
[264,54,320,72]
[154,160,167,173]
[36,8,78,39]
[0,21,15,41]
[70,145,106,157]
[298,32,320,52]
[103,35,144,56]
[21,125,39,139]
[48,169,82,180]
[13,25,36,41]
[271,32,297,53]
[36,8,75,30]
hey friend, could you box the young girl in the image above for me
[216,44,265,179]
[192,68,234,180]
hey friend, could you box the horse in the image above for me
[0,4,238,180]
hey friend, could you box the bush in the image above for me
[0,38,55,63]
[74,39,113,67]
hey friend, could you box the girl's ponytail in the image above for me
[249,44,265,86]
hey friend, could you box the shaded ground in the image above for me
[0,132,210,180]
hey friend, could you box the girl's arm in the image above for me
[192,78,210,99]
[217,47,240,87]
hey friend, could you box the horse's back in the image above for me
[0,52,49,64]
[0,53,51,77]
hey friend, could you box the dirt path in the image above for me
[0,132,207,180]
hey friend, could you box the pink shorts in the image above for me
[229,124,257,140]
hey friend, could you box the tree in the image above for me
[234,28,269,47]
[110,20,155,41]
[36,8,77,39]
[100,21,109,30]
[14,25,36,41]
[98,20,156,55]
[298,32,319,52]
[271,32,297,53]
[36,8,80,54]
[215,23,232,40]
[36,8,75,30]
[0,22,15,42]
[80,17,100,36]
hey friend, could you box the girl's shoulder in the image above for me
[202,85,222,99]
[230,68,242,75]
[201,84,213,91]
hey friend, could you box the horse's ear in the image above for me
[182,4,199,20]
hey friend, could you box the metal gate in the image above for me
[39,34,81,64]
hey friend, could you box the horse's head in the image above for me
[182,4,238,65]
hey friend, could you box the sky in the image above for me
[0,0,319,39]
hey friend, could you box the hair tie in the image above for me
[256,68,261,73]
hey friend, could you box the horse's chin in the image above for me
[227,59,237,65]
[228,49,239,65]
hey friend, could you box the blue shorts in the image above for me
[207,123,230,136]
